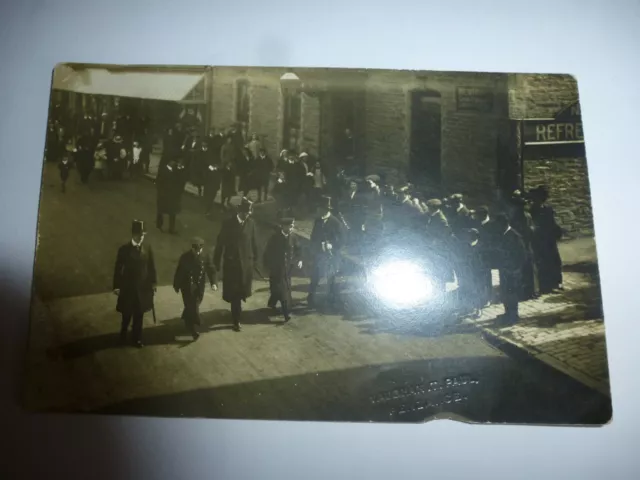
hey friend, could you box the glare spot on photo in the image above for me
[370,260,434,309]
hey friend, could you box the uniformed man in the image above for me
[213,197,259,331]
[113,220,157,348]
[263,218,302,322]
[307,196,344,307]
[173,237,217,341]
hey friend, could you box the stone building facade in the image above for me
[208,67,510,204]
[508,74,593,237]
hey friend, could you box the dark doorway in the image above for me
[410,90,442,184]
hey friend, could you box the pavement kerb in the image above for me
[142,172,609,398]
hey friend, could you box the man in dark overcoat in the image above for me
[424,198,454,291]
[508,190,538,300]
[493,214,527,324]
[173,237,217,341]
[74,133,95,184]
[263,218,302,322]
[254,147,273,203]
[307,196,344,307]
[155,160,184,234]
[113,220,157,348]
[529,185,564,294]
[213,197,259,331]
[202,142,222,215]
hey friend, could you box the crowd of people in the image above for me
[46,98,565,345]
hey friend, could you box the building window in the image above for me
[283,90,302,153]
[236,80,251,130]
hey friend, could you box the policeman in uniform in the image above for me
[263,218,302,322]
[112,220,157,348]
[173,237,217,341]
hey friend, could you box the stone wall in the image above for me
[523,158,593,236]
[510,73,594,236]
[363,70,509,203]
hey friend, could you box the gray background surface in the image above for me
[1,0,638,478]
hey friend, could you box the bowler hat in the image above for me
[191,236,205,247]
[279,217,295,227]
[131,219,146,235]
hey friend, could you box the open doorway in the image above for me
[410,90,442,184]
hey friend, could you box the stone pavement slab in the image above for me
[25,278,503,415]
[144,152,609,398]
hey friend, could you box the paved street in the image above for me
[25,162,611,424]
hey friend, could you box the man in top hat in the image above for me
[424,198,454,291]
[263,217,302,322]
[529,185,564,294]
[113,220,157,348]
[308,195,344,307]
[213,197,258,331]
[173,236,217,341]
[108,134,127,180]
[493,213,527,324]
[447,193,473,235]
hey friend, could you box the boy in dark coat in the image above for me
[263,218,302,322]
[213,198,258,331]
[58,154,72,193]
[173,237,217,341]
[113,220,157,348]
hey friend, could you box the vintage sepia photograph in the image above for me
[24,64,611,424]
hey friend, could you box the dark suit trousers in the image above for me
[156,212,176,231]
[499,270,520,320]
[231,299,242,325]
[120,295,144,343]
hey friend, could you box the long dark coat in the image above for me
[213,216,259,303]
[113,242,157,315]
[496,228,527,305]
[425,209,454,284]
[530,203,563,292]
[156,163,185,215]
[220,164,236,199]
[510,207,538,299]
[310,214,344,278]
[263,230,301,305]
[173,249,216,326]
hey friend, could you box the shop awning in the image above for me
[51,66,206,102]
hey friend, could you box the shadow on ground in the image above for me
[91,354,612,425]
[55,308,285,360]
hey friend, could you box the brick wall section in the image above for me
[523,158,593,236]
[209,67,285,159]
[301,93,321,158]
[363,74,409,186]
[510,73,594,236]
[364,70,509,203]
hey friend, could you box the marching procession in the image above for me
[44,97,566,349]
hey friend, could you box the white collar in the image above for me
[321,212,331,221]
[456,203,465,213]
[131,239,143,248]
[481,216,490,225]
[504,226,511,235]
[471,239,479,247]
[430,209,440,216]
